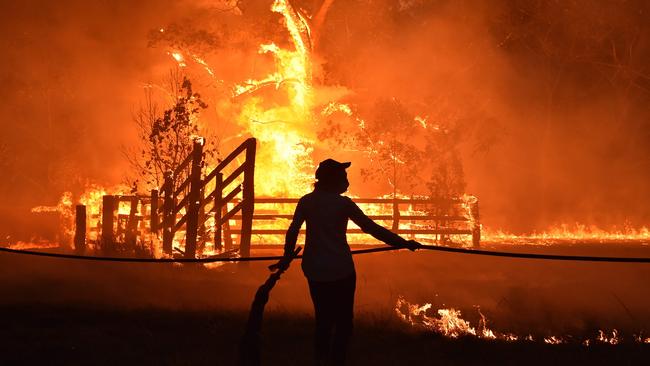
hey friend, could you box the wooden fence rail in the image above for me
[226,196,480,247]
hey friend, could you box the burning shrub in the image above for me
[319,98,466,199]
[126,71,218,192]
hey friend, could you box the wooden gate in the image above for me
[89,137,256,258]
[154,137,257,258]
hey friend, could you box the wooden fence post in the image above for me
[150,189,159,234]
[184,140,204,259]
[125,196,139,251]
[391,198,400,231]
[409,195,416,239]
[197,186,207,256]
[239,138,256,258]
[214,173,223,251]
[74,205,86,254]
[222,205,234,251]
[101,195,115,254]
[162,173,174,255]
[471,200,481,248]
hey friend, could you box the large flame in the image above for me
[234,0,315,197]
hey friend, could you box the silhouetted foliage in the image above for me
[423,126,466,198]
[126,71,218,191]
[319,98,465,198]
[357,99,423,196]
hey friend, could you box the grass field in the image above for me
[2,305,650,365]
[1,243,650,365]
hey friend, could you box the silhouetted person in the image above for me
[277,159,419,365]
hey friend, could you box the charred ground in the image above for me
[2,244,650,365]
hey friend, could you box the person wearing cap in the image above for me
[275,158,419,365]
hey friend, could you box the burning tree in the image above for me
[144,0,345,197]
[114,71,220,257]
[422,121,466,199]
[126,70,218,192]
[353,98,424,197]
[319,98,466,199]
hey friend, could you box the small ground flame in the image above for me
[395,297,648,346]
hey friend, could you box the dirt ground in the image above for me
[1,242,650,365]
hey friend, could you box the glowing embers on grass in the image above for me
[395,296,517,341]
[395,297,649,346]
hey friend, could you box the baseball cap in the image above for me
[315,159,351,180]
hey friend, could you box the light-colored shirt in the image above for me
[285,189,407,282]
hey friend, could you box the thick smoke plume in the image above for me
[1,0,649,239]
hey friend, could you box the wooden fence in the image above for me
[76,138,256,258]
[74,137,481,257]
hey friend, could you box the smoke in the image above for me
[312,0,650,231]
[0,0,204,239]
[1,0,650,237]
[0,1,180,199]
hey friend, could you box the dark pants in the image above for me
[308,273,356,365]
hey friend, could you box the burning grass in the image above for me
[395,296,650,346]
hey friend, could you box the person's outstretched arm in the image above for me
[346,198,419,250]
[283,198,306,256]
[270,198,306,272]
